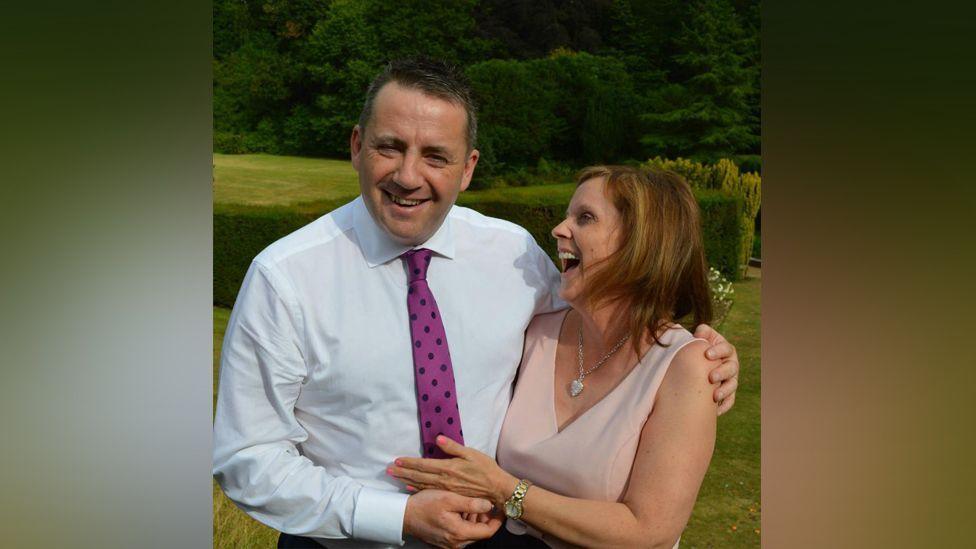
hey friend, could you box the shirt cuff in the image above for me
[353,487,409,545]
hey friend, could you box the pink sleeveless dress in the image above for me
[496,309,701,548]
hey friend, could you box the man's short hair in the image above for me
[358,58,478,150]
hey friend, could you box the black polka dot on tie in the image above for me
[414,341,421,348]
[414,268,420,275]
[435,406,441,413]
[432,379,438,387]
[410,314,417,321]
[424,326,430,333]
[408,287,414,294]
[427,352,434,360]
[447,417,454,425]
[425,421,431,428]
[431,312,437,319]
[444,391,451,398]
[426,444,434,455]
[419,367,425,375]
[436,338,442,345]
[422,394,428,401]
[440,364,447,372]
[420,299,426,306]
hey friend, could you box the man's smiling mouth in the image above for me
[384,190,428,207]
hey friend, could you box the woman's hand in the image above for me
[389,435,518,508]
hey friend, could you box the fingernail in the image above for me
[436,435,445,444]
[386,467,393,476]
[707,350,716,359]
[406,485,416,492]
[394,459,402,466]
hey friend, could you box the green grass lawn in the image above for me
[213,153,361,206]
[212,153,580,208]
[211,271,760,548]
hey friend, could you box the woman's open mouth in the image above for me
[558,251,580,273]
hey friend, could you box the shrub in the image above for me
[643,156,760,275]
[708,266,735,328]
[214,131,247,154]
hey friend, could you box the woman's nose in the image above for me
[551,218,570,240]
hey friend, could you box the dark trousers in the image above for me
[472,526,549,548]
[277,532,327,548]
[277,525,547,548]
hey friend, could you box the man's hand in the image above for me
[694,324,739,416]
[403,488,502,549]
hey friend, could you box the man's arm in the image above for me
[213,261,500,546]
[213,261,406,542]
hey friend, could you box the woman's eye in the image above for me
[578,213,594,224]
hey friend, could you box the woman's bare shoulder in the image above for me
[661,338,719,396]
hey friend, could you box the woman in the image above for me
[389,166,719,548]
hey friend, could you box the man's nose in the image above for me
[395,153,423,190]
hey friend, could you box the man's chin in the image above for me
[380,219,432,247]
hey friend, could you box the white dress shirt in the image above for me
[213,196,564,548]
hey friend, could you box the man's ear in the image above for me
[459,149,479,192]
[350,125,363,171]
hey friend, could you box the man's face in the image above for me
[351,82,479,246]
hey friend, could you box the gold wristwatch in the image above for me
[503,479,532,519]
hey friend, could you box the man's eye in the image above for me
[428,156,448,165]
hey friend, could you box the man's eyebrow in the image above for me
[421,145,452,157]
[371,135,405,147]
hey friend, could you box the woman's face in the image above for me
[551,177,623,305]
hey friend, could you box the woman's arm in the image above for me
[390,340,719,549]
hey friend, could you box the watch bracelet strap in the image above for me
[513,479,532,499]
[507,478,532,513]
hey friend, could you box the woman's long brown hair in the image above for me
[575,166,712,353]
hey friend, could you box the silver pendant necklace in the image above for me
[571,325,629,397]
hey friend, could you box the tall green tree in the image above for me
[641,0,759,162]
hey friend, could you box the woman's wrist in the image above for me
[492,471,520,508]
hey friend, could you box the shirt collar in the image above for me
[352,196,456,268]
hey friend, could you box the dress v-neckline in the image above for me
[549,309,649,435]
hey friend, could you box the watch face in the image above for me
[504,500,522,518]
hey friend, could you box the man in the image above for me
[213,59,740,549]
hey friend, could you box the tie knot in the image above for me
[401,248,433,282]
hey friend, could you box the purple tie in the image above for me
[402,249,464,458]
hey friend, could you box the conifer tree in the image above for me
[642,0,759,162]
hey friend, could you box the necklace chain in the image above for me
[571,325,629,397]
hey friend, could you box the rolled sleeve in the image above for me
[353,488,410,545]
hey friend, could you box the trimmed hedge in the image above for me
[643,157,760,275]
[214,188,742,308]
